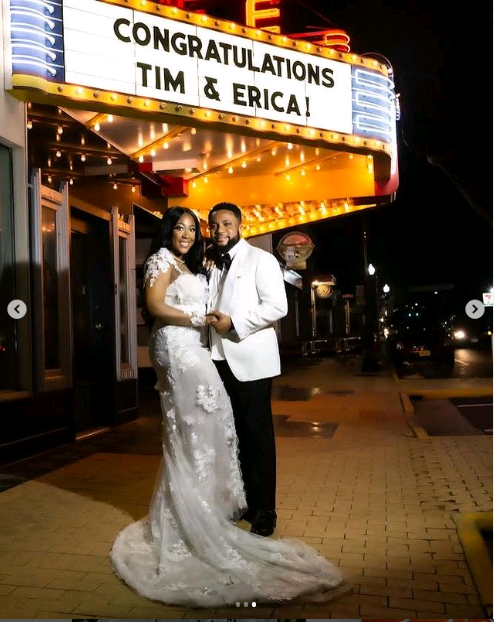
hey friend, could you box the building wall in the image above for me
[0,1,32,394]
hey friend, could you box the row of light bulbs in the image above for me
[191,157,372,189]
[194,199,372,237]
[59,83,390,157]
[86,113,195,160]
[28,114,120,168]
[48,151,115,165]
[44,173,139,193]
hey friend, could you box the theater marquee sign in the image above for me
[5,0,397,157]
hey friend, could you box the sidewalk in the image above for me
[0,355,491,619]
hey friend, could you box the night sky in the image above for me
[276,0,493,308]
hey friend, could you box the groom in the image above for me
[206,202,288,537]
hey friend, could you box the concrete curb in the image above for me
[410,386,493,400]
[453,511,493,613]
[399,391,429,439]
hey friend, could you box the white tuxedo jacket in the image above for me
[207,238,288,381]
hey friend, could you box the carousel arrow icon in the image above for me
[465,299,485,319]
[7,299,27,319]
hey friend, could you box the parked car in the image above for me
[385,295,455,369]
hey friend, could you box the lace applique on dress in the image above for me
[165,328,201,374]
[144,247,177,287]
[196,384,220,413]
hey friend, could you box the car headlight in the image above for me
[454,330,466,340]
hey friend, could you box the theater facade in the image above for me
[0,0,399,463]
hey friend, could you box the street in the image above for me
[452,396,493,435]
[453,347,494,379]
[397,347,493,379]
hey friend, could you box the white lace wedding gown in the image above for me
[110,247,347,608]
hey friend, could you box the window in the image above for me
[112,207,137,381]
[119,235,129,365]
[42,204,60,369]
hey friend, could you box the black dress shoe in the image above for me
[250,509,277,537]
[240,508,256,524]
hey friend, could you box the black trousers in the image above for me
[214,359,276,512]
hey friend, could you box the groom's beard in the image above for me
[211,232,241,254]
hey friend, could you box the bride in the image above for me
[110,206,348,608]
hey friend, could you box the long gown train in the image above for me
[110,247,348,607]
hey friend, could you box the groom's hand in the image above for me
[203,257,215,272]
[207,311,232,335]
[204,314,218,326]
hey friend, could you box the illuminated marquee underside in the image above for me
[7,0,397,164]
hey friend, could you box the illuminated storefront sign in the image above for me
[6,0,396,153]
[245,0,281,33]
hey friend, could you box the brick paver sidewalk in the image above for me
[0,358,491,619]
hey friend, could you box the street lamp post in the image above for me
[382,284,390,323]
[310,283,317,339]
[361,263,381,372]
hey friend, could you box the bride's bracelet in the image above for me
[189,313,206,327]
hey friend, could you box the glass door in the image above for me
[111,206,137,381]
[30,169,72,391]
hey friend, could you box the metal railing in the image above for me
[301,336,361,357]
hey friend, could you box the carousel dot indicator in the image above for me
[252,601,257,606]
[235,601,240,607]
[244,601,248,606]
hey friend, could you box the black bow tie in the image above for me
[214,252,232,271]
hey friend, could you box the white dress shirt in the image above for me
[209,241,241,361]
